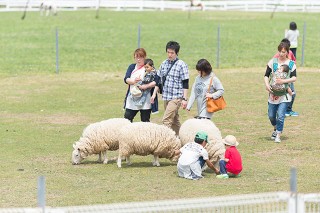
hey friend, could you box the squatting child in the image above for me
[216,135,243,179]
[175,131,219,180]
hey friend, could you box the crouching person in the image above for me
[175,131,219,180]
[216,135,243,179]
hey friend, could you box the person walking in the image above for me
[285,21,299,58]
[264,42,297,143]
[157,41,189,135]
[186,59,224,120]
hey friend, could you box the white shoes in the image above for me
[274,135,281,143]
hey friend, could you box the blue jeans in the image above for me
[286,83,296,113]
[219,160,227,174]
[268,101,288,133]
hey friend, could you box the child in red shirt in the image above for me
[216,135,243,179]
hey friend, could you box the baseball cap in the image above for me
[195,131,209,143]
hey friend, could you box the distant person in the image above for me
[175,131,220,180]
[264,42,297,143]
[186,59,224,120]
[190,0,203,10]
[123,48,156,122]
[216,135,243,179]
[285,21,299,58]
[157,41,189,135]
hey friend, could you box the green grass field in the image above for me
[0,10,320,208]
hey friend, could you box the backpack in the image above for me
[269,58,295,96]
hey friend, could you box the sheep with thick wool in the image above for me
[179,118,225,166]
[117,122,181,168]
[72,118,131,165]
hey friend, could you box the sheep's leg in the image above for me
[152,155,160,167]
[117,154,122,168]
[97,152,102,163]
[126,156,132,166]
[102,151,108,164]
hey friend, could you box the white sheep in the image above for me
[179,118,225,166]
[117,122,181,168]
[72,118,131,165]
[40,1,57,16]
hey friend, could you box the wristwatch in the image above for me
[182,97,188,101]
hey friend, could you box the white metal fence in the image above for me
[1,0,320,12]
[1,192,320,213]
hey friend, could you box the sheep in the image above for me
[179,118,225,166]
[40,1,57,16]
[72,118,131,165]
[117,122,181,168]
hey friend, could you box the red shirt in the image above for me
[225,146,242,175]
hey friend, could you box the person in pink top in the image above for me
[273,38,299,117]
[216,135,243,179]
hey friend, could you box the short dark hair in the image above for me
[144,58,154,67]
[278,42,290,53]
[194,137,204,144]
[196,59,212,75]
[280,64,290,73]
[166,41,180,55]
[281,38,291,47]
[289,22,297,30]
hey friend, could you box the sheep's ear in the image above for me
[73,143,76,149]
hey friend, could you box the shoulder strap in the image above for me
[288,60,294,70]
[207,76,214,92]
[272,58,278,72]
[164,59,178,78]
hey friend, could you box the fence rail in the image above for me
[0,192,320,213]
[1,0,320,12]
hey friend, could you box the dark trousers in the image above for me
[219,160,227,174]
[290,48,297,58]
[287,83,296,112]
[124,108,151,122]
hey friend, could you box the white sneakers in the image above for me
[274,135,281,143]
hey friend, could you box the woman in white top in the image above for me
[264,42,297,143]
[285,21,299,58]
[123,48,155,122]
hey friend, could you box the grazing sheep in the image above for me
[179,118,225,166]
[40,1,57,16]
[72,118,131,165]
[117,122,181,168]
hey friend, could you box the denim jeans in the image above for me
[268,101,288,133]
[286,83,296,112]
[219,160,227,174]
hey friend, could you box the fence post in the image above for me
[55,27,59,74]
[216,24,220,69]
[137,24,141,48]
[37,176,46,212]
[288,167,298,213]
[300,22,306,67]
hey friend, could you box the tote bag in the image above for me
[206,76,226,113]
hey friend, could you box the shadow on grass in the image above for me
[261,135,289,142]
[120,161,176,168]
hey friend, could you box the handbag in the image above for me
[206,76,226,113]
[130,84,142,97]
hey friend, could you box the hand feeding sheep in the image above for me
[179,118,225,166]
[72,118,131,165]
[117,122,181,168]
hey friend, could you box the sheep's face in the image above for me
[72,145,84,165]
